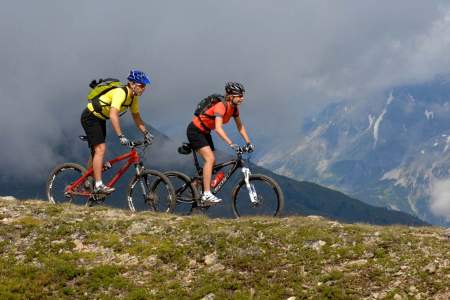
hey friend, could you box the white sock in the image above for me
[203,191,212,196]
[95,181,103,188]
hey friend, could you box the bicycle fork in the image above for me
[136,164,158,210]
[241,167,259,205]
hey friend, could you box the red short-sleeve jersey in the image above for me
[193,101,239,132]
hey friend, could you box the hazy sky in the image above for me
[2,0,450,179]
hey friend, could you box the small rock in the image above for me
[393,280,401,287]
[127,223,147,235]
[307,215,324,220]
[328,221,343,228]
[15,254,26,262]
[208,263,225,273]
[204,252,218,265]
[443,228,450,239]
[346,259,368,267]
[142,255,158,267]
[188,259,197,268]
[201,293,215,300]
[285,287,294,294]
[51,239,66,245]
[304,240,326,251]
[423,262,437,274]
[409,285,418,293]
[286,297,296,300]
[73,239,84,251]
[393,294,404,300]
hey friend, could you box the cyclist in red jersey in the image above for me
[186,82,254,204]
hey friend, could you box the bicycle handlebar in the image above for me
[128,139,152,148]
[234,145,254,154]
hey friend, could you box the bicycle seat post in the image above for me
[192,151,202,174]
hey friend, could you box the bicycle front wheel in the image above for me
[231,174,284,218]
[164,171,200,215]
[127,169,176,213]
[46,163,90,205]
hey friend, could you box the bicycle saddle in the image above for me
[79,135,88,142]
[178,143,192,155]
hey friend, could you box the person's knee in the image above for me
[94,144,106,156]
[204,153,215,165]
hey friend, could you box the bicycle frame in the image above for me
[66,148,142,196]
[191,149,246,194]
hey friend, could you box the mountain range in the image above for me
[0,121,426,226]
[258,76,450,226]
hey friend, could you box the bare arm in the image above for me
[131,112,148,134]
[215,116,233,145]
[234,116,251,144]
[110,107,123,136]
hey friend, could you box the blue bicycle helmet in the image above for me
[127,70,151,85]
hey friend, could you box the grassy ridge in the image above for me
[0,198,449,299]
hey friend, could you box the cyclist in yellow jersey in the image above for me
[80,70,154,194]
[87,87,140,120]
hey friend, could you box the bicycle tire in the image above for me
[127,169,176,213]
[46,163,89,205]
[231,174,284,218]
[164,171,201,215]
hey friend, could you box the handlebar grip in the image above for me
[129,141,143,147]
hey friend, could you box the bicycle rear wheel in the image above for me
[127,169,176,213]
[46,163,90,205]
[164,171,200,215]
[231,174,284,218]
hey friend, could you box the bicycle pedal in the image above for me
[199,200,220,207]
[87,196,106,207]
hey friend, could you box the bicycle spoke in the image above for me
[164,171,199,216]
[47,163,90,206]
[127,170,175,212]
[232,174,284,217]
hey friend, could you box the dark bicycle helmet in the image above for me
[127,70,151,85]
[225,82,245,95]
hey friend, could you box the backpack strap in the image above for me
[202,97,228,119]
[198,97,228,131]
[118,86,134,117]
[93,86,133,119]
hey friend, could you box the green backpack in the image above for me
[87,78,130,119]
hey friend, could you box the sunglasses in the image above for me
[134,83,146,89]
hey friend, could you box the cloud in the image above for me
[1,1,450,181]
[430,178,450,221]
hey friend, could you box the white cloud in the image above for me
[430,178,450,221]
[2,1,450,180]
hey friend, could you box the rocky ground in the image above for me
[0,197,449,299]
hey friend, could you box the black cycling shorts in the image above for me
[186,122,215,151]
[81,108,106,151]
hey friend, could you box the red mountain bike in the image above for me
[165,143,284,217]
[46,136,176,212]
